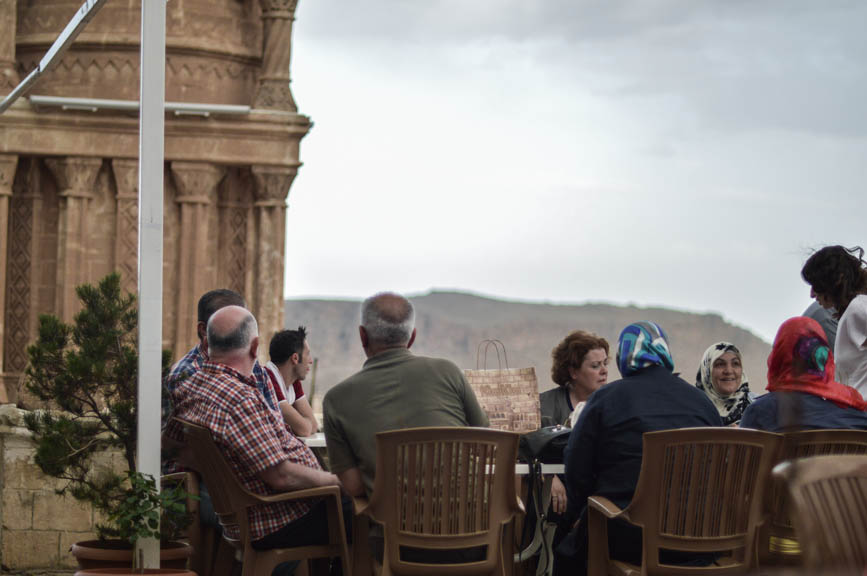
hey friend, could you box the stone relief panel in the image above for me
[15,51,257,105]
[217,168,252,298]
[33,161,59,324]
[166,54,258,106]
[110,159,139,296]
[4,160,36,374]
[88,163,116,283]
[17,0,260,56]
[16,0,261,103]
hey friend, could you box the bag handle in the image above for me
[475,339,509,370]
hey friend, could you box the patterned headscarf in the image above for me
[616,321,674,377]
[695,342,753,426]
[767,317,867,411]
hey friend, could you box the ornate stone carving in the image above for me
[250,165,295,346]
[5,161,34,374]
[111,159,139,295]
[0,0,17,91]
[170,162,226,358]
[254,0,299,111]
[0,155,18,373]
[45,157,103,321]
[252,165,296,204]
[217,171,252,298]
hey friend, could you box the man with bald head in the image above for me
[166,306,343,556]
[323,292,488,497]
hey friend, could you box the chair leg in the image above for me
[586,509,609,576]
[212,538,236,576]
[352,514,372,576]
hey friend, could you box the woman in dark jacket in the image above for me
[740,316,867,432]
[555,321,721,576]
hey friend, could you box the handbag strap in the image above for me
[475,339,509,370]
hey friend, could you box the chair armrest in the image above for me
[514,494,526,516]
[161,472,190,485]
[587,495,628,521]
[352,495,371,517]
[253,484,342,505]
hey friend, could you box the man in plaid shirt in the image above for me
[166,306,340,560]
[163,288,278,429]
[167,305,343,557]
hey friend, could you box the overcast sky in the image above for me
[284,0,867,343]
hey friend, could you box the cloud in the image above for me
[296,0,867,138]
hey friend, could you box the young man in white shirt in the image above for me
[264,326,319,437]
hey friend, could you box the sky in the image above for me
[284,0,867,343]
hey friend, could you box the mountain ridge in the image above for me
[283,290,772,405]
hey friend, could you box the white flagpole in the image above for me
[137,0,167,568]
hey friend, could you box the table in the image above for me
[302,432,563,576]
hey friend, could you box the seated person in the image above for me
[694,341,754,426]
[538,331,610,546]
[264,327,319,437]
[740,316,867,432]
[165,305,345,563]
[555,321,721,576]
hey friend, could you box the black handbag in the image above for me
[518,424,571,464]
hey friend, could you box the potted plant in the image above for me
[23,273,193,570]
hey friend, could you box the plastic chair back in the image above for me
[365,427,524,576]
[774,454,867,571]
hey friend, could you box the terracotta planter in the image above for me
[70,540,192,570]
[75,569,196,576]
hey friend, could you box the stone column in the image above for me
[111,159,139,295]
[45,157,102,322]
[0,155,18,375]
[254,0,299,111]
[251,165,295,347]
[170,162,225,358]
[0,0,19,93]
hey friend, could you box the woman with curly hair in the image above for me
[542,330,610,428]
[801,245,867,395]
[539,331,610,522]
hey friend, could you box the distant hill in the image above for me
[283,291,771,407]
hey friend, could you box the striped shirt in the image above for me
[166,361,322,541]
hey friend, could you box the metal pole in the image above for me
[137,0,167,568]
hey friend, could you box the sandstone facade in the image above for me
[0,0,311,404]
[0,2,311,567]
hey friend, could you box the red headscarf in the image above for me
[767,317,867,411]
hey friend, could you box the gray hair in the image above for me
[361,292,415,347]
[207,311,258,355]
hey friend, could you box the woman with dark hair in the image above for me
[740,317,867,432]
[542,330,611,427]
[801,245,867,395]
[554,322,720,576]
[695,342,754,426]
[539,331,610,520]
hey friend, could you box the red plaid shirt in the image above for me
[165,362,322,541]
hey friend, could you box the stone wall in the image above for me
[0,405,121,570]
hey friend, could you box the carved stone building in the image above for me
[0,0,310,404]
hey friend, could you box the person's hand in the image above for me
[549,475,568,515]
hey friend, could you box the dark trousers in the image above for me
[251,498,352,576]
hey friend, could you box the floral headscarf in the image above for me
[767,317,867,410]
[695,342,752,426]
[616,321,674,377]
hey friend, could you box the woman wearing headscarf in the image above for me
[695,342,754,426]
[554,322,721,576]
[740,317,867,432]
